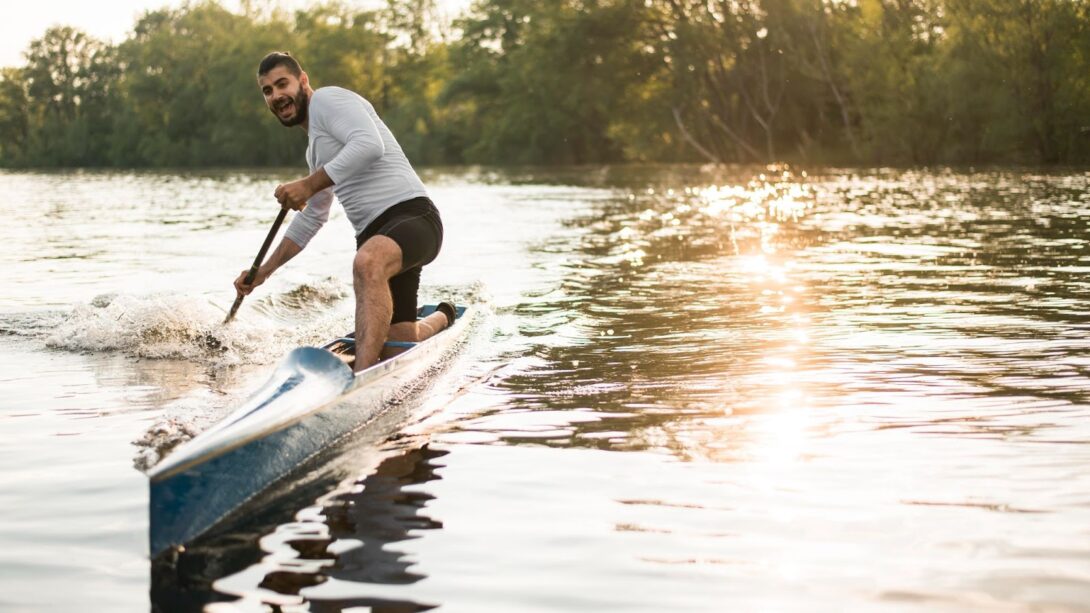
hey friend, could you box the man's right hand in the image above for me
[234,267,268,298]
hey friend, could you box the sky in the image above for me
[1,0,471,68]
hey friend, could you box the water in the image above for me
[2,166,1089,611]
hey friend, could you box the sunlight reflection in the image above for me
[736,203,816,469]
[695,177,812,225]
[591,169,819,468]
[753,401,812,467]
[738,254,791,285]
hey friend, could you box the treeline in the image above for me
[1,0,1088,168]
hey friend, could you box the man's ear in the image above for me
[300,71,310,89]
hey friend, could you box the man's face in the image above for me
[259,66,308,127]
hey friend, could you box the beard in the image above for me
[271,87,309,127]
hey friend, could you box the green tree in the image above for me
[18,26,120,166]
[944,0,1089,163]
[115,2,302,167]
[0,68,30,163]
[294,3,391,104]
[446,0,660,164]
[2,0,1089,168]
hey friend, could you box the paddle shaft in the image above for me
[225,207,289,324]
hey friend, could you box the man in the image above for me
[234,51,453,372]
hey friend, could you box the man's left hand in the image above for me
[274,178,314,211]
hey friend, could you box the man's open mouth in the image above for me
[276,100,294,116]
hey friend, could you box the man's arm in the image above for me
[259,236,303,278]
[234,236,303,297]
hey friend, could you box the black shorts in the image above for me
[355,196,443,324]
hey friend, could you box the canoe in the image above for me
[148,303,471,558]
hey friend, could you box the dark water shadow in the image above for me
[266,445,448,612]
[320,445,447,586]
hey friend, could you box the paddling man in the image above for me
[234,51,453,372]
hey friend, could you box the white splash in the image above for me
[45,279,355,367]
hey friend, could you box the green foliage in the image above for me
[943,0,1090,163]
[842,0,954,163]
[0,0,1087,167]
[114,2,303,167]
[294,3,390,103]
[445,0,656,164]
[0,68,30,161]
[17,26,120,165]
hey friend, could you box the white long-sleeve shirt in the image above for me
[284,86,428,248]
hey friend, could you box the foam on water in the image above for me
[266,278,350,311]
[0,310,68,337]
[46,293,238,358]
[38,278,354,367]
[133,415,201,471]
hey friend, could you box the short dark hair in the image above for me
[258,52,302,77]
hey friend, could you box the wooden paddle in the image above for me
[224,207,289,324]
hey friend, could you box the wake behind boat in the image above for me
[148,303,472,558]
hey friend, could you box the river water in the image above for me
[1,166,1089,611]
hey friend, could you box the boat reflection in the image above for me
[311,444,447,587]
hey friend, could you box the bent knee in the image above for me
[353,245,400,284]
[351,250,376,282]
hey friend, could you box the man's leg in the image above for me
[353,235,403,372]
[388,311,449,343]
